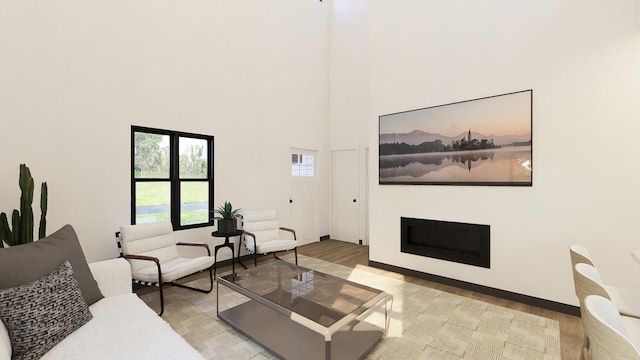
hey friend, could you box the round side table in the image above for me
[211,230,243,277]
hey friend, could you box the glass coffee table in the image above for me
[217,260,388,360]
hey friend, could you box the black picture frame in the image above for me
[379,90,532,186]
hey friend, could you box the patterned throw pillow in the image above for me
[0,261,93,360]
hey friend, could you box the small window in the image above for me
[132,126,214,230]
[291,153,314,177]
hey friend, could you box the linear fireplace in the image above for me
[401,217,490,268]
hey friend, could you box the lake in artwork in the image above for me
[379,146,531,184]
[379,90,532,185]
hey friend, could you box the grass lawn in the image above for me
[135,180,210,226]
[135,181,209,206]
[136,209,209,226]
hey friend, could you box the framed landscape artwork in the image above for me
[379,90,532,186]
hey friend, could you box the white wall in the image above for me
[368,0,640,306]
[0,0,330,262]
[4,0,639,308]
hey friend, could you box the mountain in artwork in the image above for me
[379,130,530,146]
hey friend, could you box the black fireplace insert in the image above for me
[401,217,490,268]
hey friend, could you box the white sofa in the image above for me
[0,258,204,360]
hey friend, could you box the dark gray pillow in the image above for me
[0,224,103,305]
[0,260,93,360]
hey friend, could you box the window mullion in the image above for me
[131,130,136,225]
[208,138,214,224]
[171,135,180,230]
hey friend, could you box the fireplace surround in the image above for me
[401,217,490,268]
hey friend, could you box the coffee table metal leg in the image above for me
[325,340,331,360]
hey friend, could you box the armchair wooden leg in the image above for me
[294,247,298,265]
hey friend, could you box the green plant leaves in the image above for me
[212,201,241,220]
[0,164,48,246]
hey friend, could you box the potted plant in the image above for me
[212,201,241,234]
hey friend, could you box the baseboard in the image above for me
[319,235,330,241]
[368,260,580,317]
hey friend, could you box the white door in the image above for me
[332,149,360,244]
[290,149,318,245]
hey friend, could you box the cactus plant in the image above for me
[39,182,48,240]
[18,164,34,245]
[0,164,48,247]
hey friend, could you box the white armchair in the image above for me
[241,209,298,267]
[116,221,215,316]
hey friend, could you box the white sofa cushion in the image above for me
[88,258,132,297]
[41,293,203,360]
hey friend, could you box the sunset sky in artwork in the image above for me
[379,90,532,137]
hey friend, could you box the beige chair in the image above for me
[574,262,640,318]
[241,209,298,267]
[570,245,596,268]
[571,246,640,318]
[583,295,640,360]
[573,262,640,360]
[116,220,215,316]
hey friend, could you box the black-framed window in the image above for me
[131,126,214,230]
